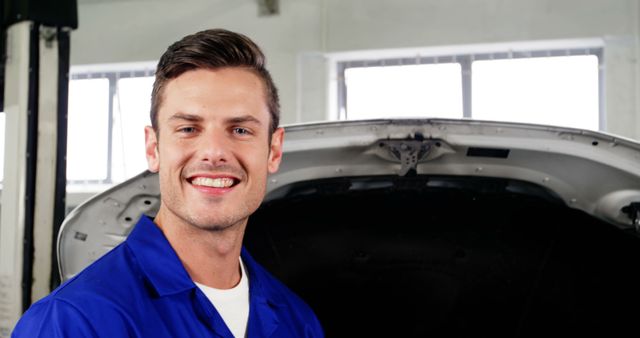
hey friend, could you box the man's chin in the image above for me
[186,214,247,233]
[194,223,235,232]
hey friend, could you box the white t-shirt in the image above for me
[195,259,250,338]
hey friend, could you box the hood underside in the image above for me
[247,175,640,337]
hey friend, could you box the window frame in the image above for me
[67,63,155,187]
[335,44,604,130]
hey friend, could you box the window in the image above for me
[345,63,462,119]
[0,64,155,188]
[111,76,155,183]
[472,55,599,130]
[68,63,155,191]
[67,78,110,181]
[336,45,603,131]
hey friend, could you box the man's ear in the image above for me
[267,127,284,174]
[145,126,160,173]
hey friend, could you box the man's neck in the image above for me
[153,208,246,289]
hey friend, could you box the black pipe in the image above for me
[21,22,39,312]
[50,28,70,290]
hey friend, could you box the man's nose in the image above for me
[197,129,231,165]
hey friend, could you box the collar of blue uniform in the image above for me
[124,215,195,296]
[126,215,282,336]
[125,216,285,307]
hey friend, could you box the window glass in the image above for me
[472,55,599,130]
[344,63,463,120]
[67,78,110,181]
[111,76,154,183]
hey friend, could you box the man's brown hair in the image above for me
[151,29,280,135]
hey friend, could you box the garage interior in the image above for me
[2,0,640,336]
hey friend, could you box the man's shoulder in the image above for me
[52,242,141,303]
[12,243,146,337]
[12,295,99,337]
[30,240,148,315]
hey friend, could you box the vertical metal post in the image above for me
[597,49,606,131]
[0,21,34,337]
[31,25,60,303]
[50,28,71,290]
[21,20,39,315]
[337,63,347,120]
[460,56,473,119]
[106,74,116,184]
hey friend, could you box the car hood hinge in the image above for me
[378,138,434,176]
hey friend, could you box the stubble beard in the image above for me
[162,196,253,233]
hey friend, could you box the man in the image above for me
[13,29,324,337]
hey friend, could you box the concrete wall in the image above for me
[72,0,640,139]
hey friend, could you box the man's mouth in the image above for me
[189,176,239,188]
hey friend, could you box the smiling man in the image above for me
[13,29,324,337]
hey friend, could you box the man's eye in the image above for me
[233,127,251,135]
[179,127,196,133]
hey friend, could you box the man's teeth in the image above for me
[191,177,235,188]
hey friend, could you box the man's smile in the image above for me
[189,176,239,188]
[186,173,243,196]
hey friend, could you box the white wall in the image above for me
[72,0,323,126]
[72,0,640,139]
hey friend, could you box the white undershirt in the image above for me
[195,259,250,338]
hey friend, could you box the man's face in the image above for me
[145,67,284,231]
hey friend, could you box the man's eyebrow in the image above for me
[168,113,203,122]
[226,115,263,125]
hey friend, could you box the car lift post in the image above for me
[0,1,77,336]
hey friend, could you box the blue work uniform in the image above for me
[12,216,324,337]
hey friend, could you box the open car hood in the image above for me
[58,119,640,336]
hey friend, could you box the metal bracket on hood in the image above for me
[380,139,433,176]
[621,202,640,233]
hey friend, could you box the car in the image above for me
[59,118,640,337]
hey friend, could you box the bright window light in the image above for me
[345,63,463,120]
[112,76,154,183]
[472,55,599,130]
[67,78,110,181]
